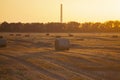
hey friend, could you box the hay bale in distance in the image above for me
[76,38,84,41]
[112,35,118,38]
[0,38,7,47]
[46,33,50,36]
[25,34,30,37]
[69,34,74,37]
[55,35,61,38]
[0,36,3,38]
[55,38,70,50]
[16,34,21,36]
[9,34,14,36]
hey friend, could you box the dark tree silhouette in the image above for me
[0,21,120,33]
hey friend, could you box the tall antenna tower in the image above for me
[60,4,63,23]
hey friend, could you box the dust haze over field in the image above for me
[0,33,120,80]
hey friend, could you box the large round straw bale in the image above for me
[69,34,74,37]
[112,35,118,38]
[55,35,61,38]
[46,33,50,36]
[55,38,70,50]
[0,38,7,47]
[9,34,14,36]
[0,36,3,38]
[76,38,84,41]
[16,34,21,36]
[25,34,30,37]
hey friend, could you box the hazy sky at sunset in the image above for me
[0,0,120,23]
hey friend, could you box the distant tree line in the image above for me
[0,21,120,33]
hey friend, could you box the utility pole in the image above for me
[60,4,63,23]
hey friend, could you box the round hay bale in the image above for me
[68,34,74,37]
[16,34,21,36]
[55,36,61,38]
[112,35,118,38]
[9,34,14,36]
[55,38,70,51]
[76,38,84,41]
[25,34,30,37]
[0,38,7,47]
[46,33,50,36]
[0,36,3,38]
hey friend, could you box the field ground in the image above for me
[0,33,120,80]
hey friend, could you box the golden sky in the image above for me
[0,0,120,23]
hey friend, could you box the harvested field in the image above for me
[0,33,120,80]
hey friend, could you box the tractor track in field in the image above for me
[0,52,106,80]
[20,49,120,67]
[66,51,120,64]
[40,51,120,80]
[39,55,107,80]
[19,49,120,80]
[72,45,120,51]
[0,53,67,80]
[19,51,108,80]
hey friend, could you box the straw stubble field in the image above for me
[0,33,120,80]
